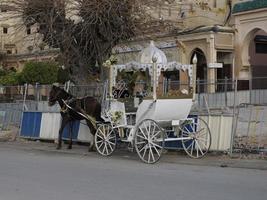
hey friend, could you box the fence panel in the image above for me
[234,104,267,152]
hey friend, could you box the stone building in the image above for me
[114,0,267,92]
[0,0,58,70]
[231,0,267,89]
[114,0,235,93]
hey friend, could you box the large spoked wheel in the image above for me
[180,117,211,158]
[134,119,165,164]
[95,124,116,156]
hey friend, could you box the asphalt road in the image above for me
[0,146,266,200]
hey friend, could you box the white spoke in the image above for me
[196,141,199,157]
[151,145,161,157]
[139,144,146,153]
[108,135,116,140]
[148,121,151,136]
[148,146,151,163]
[107,131,112,138]
[107,140,115,146]
[96,134,104,140]
[151,130,161,140]
[184,125,191,133]
[142,147,148,159]
[98,129,105,139]
[104,143,109,155]
[98,141,104,150]
[149,145,155,163]
[197,137,208,143]
[197,139,209,149]
[150,142,162,149]
[96,140,103,144]
[136,141,146,145]
[151,123,156,136]
[139,128,148,139]
[190,140,195,155]
[107,141,114,152]
[185,141,193,151]
[197,128,207,136]
[137,132,147,140]
[195,140,204,155]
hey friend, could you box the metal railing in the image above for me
[0,77,267,134]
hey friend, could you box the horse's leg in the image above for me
[67,121,73,149]
[57,117,69,150]
[86,120,96,152]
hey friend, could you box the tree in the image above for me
[20,61,60,84]
[10,0,177,84]
[10,0,213,84]
[0,71,20,86]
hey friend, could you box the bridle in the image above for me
[49,88,63,104]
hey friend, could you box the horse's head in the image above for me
[48,84,61,106]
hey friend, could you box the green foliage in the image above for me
[0,72,20,85]
[57,67,70,84]
[20,61,60,84]
[0,62,70,86]
[117,70,148,95]
[0,68,8,77]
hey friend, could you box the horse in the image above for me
[48,84,102,151]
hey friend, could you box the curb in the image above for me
[1,141,266,170]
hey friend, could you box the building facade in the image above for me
[0,0,58,70]
[231,0,267,89]
[0,0,266,91]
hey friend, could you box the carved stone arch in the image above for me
[241,28,264,68]
[189,48,208,93]
[187,46,207,64]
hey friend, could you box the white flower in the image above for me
[181,89,189,95]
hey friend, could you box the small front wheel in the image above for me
[95,124,116,156]
[134,119,165,164]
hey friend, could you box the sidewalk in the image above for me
[0,139,266,170]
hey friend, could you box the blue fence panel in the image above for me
[20,112,42,138]
[62,121,80,140]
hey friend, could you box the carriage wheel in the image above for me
[134,119,165,164]
[95,124,116,156]
[180,117,211,158]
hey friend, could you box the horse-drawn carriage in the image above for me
[94,41,211,163]
[49,41,211,163]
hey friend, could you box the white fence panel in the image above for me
[200,115,233,151]
[39,113,61,139]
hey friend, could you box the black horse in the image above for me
[48,85,102,151]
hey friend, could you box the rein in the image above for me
[62,99,97,129]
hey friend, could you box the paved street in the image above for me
[0,143,266,200]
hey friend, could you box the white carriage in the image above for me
[95,41,211,164]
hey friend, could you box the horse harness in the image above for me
[60,98,97,129]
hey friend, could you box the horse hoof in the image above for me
[67,146,72,150]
